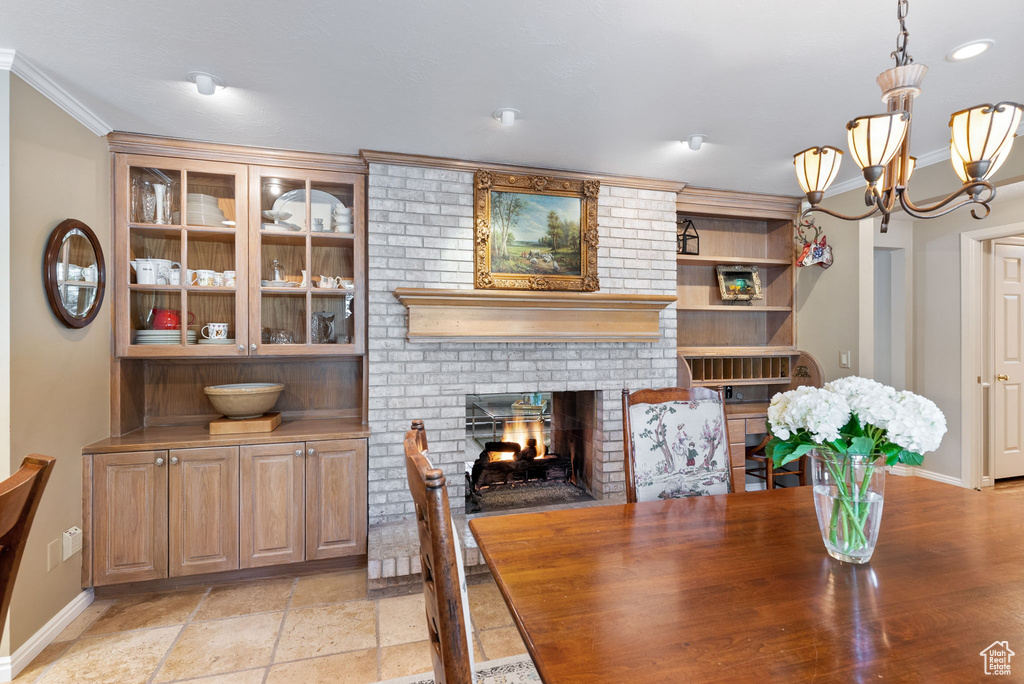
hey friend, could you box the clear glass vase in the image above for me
[809,449,886,564]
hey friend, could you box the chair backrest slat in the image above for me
[0,455,56,642]
[404,422,474,684]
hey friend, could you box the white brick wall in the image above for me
[367,163,677,523]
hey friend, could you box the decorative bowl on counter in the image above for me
[204,383,285,420]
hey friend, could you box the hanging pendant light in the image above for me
[792,0,1021,232]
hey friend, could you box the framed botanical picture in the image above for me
[474,170,600,291]
[716,265,763,301]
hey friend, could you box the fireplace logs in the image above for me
[469,441,571,493]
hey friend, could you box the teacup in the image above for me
[213,272,226,287]
[196,269,216,286]
[201,323,229,340]
[168,268,181,285]
[317,276,339,289]
[223,270,236,287]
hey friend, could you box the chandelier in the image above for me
[793,0,1023,232]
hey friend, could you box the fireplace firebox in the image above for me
[465,391,596,512]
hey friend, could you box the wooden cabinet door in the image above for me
[93,451,168,586]
[305,439,367,559]
[168,447,239,576]
[239,443,305,568]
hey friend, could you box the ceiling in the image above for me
[1,0,1021,194]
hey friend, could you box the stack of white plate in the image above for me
[198,337,236,346]
[333,205,353,233]
[133,330,198,345]
[186,193,230,227]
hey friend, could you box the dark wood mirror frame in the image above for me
[43,218,106,329]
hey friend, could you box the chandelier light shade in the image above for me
[793,146,844,201]
[952,142,1011,184]
[949,102,1023,180]
[792,0,1018,232]
[845,112,909,177]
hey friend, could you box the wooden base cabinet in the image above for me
[169,447,239,577]
[93,451,168,586]
[306,439,367,560]
[240,443,305,568]
[86,436,367,587]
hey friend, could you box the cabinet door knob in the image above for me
[295,449,302,456]
[170,456,179,465]
[250,343,258,351]
[155,457,165,466]
[308,448,315,455]
[237,345,245,351]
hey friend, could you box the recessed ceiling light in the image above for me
[187,71,226,95]
[493,108,521,127]
[946,39,994,62]
[682,134,707,151]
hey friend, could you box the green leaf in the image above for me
[777,443,815,467]
[898,450,924,466]
[769,440,797,465]
[849,436,875,456]
[827,439,848,454]
[842,415,865,437]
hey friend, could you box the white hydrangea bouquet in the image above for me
[766,377,947,562]
[767,376,946,466]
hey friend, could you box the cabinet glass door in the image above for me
[117,156,248,357]
[249,167,364,355]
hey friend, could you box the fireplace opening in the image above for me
[465,391,596,513]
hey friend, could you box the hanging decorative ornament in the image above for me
[795,218,833,269]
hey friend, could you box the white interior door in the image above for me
[993,243,1024,479]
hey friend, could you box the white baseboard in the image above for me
[889,464,967,487]
[0,589,93,682]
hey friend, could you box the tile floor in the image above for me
[14,568,527,684]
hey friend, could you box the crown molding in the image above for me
[360,149,686,194]
[676,185,801,220]
[108,132,367,173]
[0,49,111,136]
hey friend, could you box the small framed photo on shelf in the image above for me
[716,265,763,301]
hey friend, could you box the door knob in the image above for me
[250,343,258,351]
[998,373,1010,381]
[295,449,302,456]
[155,457,165,466]
[237,345,245,351]
[308,448,315,455]
[170,456,179,465]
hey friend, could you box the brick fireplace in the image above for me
[364,161,677,591]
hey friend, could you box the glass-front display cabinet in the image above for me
[115,156,248,357]
[113,154,364,358]
[248,166,363,355]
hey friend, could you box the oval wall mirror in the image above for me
[43,219,106,328]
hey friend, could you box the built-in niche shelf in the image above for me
[675,305,792,312]
[393,288,676,344]
[675,254,791,267]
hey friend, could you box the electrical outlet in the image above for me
[63,526,83,561]
[47,539,60,571]
[840,350,851,369]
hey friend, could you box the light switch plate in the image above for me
[47,539,60,571]
[63,526,83,561]
[840,350,851,369]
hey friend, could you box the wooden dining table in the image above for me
[469,477,1024,682]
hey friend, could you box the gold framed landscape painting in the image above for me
[474,170,600,291]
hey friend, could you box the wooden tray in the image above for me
[208,412,282,435]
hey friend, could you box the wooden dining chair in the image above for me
[622,387,731,503]
[0,455,56,640]
[745,351,824,489]
[404,420,476,684]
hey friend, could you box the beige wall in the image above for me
[797,149,1024,481]
[6,75,110,652]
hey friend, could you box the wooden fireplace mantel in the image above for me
[393,288,676,343]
